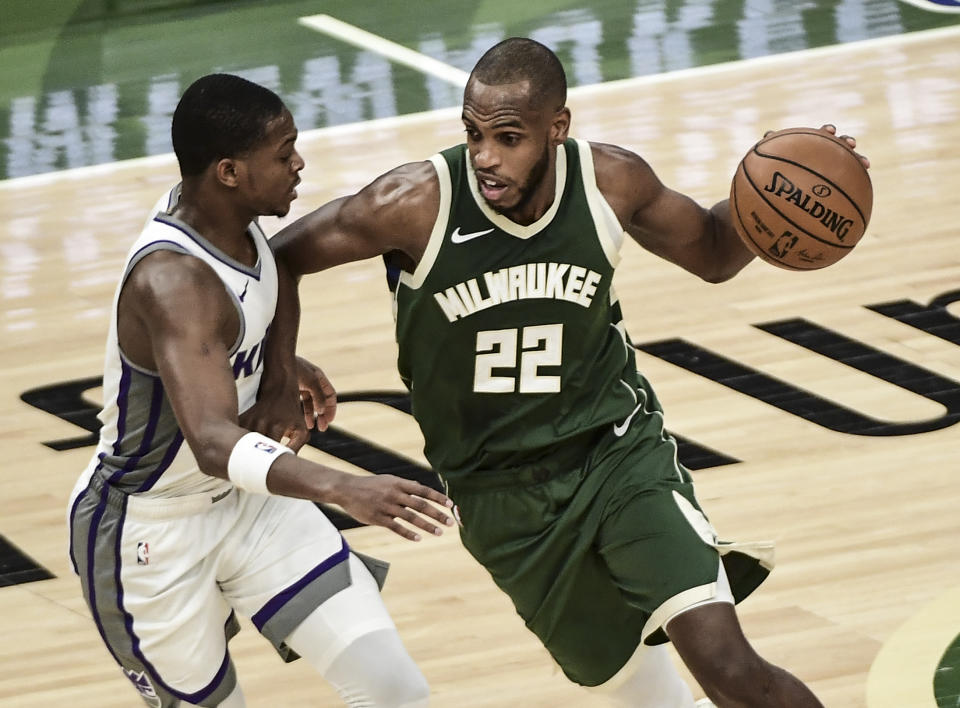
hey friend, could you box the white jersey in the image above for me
[77,186,278,498]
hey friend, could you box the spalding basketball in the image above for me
[730,127,873,270]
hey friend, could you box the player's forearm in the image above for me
[264,452,348,504]
[701,200,755,283]
[261,258,302,390]
[191,422,347,504]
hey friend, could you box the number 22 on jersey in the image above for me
[473,323,563,394]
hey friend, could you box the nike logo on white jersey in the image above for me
[451,227,494,244]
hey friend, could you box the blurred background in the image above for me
[2,0,958,180]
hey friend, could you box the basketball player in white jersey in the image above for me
[67,74,454,708]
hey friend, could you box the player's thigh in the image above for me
[72,492,240,706]
[598,477,724,644]
[218,493,381,653]
[284,553,399,673]
[454,472,647,687]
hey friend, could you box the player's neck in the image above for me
[173,189,257,266]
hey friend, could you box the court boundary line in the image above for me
[2,22,959,192]
[298,14,470,86]
[896,0,960,13]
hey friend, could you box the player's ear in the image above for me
[215,158,240,188]
[550,106,570,145]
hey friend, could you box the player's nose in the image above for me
[473,142,499,170]
[291,149,305,173]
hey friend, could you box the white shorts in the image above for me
[68,473,391,707]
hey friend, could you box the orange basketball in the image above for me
[730,127,873,270]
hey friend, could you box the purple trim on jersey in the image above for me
[251,537,351,631]
[111,361,132,458]
[127,239,189,269]
[135,430,185,493]
[115,500,232,704]
[154,214,263,281]
[109,376,165,485]
[85,481,124,665]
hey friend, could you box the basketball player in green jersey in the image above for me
[261,38,869,707]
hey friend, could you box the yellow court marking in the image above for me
[867,585,960,708]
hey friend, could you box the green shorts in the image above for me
[447,385,772,686]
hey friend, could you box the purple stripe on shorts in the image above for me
[115,499,232,704]
[85,481,123,665]
[251,537,350,631]
[67,486,89,575]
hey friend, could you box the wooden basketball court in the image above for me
[1,24,959,708]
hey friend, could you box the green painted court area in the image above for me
[1,0,958,180]
[937,635,960,707]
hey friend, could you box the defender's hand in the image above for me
[241,375,307,451]
[296,356,337,432]
[334,474,455,541]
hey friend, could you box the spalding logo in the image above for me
[763,172,854,240]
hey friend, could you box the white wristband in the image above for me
[227,432,293,495]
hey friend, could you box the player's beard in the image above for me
[492,144,551,218]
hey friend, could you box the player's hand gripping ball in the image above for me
[730,127,873,270]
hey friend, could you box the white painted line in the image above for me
[0,152,178,190]
[897,0,960,13]
[298,14,469,87]
[3,22,958,192]
[566,22,960,94]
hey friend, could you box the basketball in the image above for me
[730,127,873,270]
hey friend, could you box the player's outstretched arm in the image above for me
[123,251,453,541]
[592,141,754,283]
[270,160,440,277]
[247,161,440,451]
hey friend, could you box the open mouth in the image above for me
[477,173,508,202]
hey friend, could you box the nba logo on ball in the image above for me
[731,127,873,270]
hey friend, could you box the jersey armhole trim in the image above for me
[119,240,247,362]
[577,139,624,267]
[399,154,451,290]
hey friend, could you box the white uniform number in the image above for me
[473,324,563,393]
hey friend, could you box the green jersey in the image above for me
[395,138,641,480]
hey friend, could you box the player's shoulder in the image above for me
[349,160,440,227]
[365,160,438,199]
[124,247,228,318]
[586,140,652,176]
[586,140,662,204]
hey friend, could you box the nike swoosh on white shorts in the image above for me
[451,227,494,243]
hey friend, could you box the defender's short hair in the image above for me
[172,74,285,177]
[469,38,567,111]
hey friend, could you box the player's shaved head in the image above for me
[468,37,567,112]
